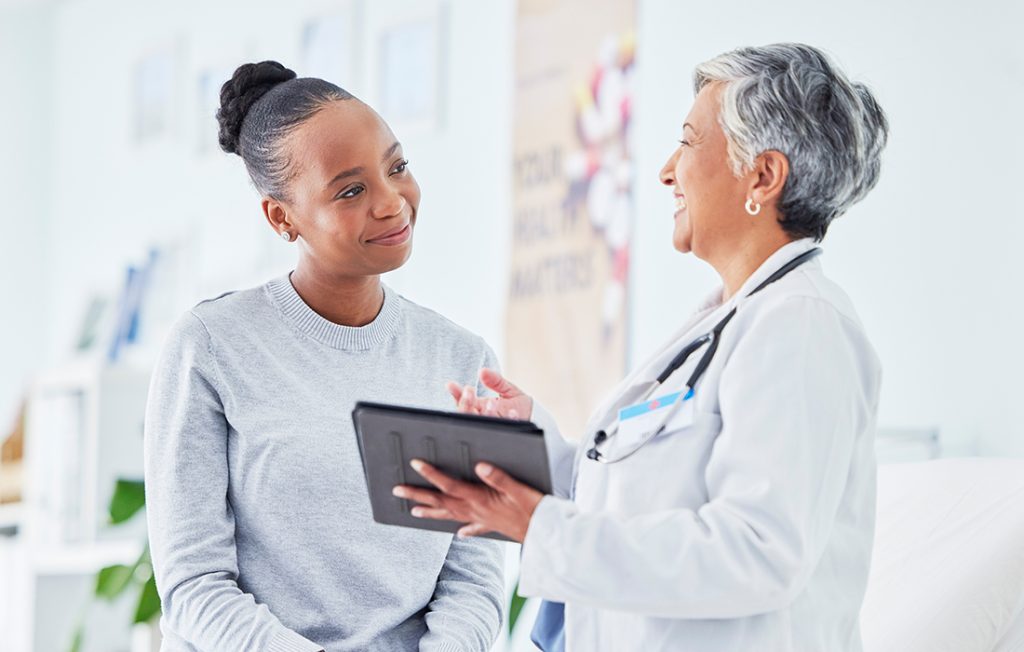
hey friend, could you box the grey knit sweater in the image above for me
[144,275,505,652]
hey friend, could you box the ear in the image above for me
[747,150,790,209]
[262,197,293,238]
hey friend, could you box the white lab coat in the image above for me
[519,238,882,651]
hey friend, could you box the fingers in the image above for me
[475,462,522,495]
[452,382,490,415]
[479,368,523,398]
[457,386,480,414]
[411,506,455,521]
[483,397,500,417]
[449,377,507,416]
[392,485,444,507]
[393,484,462,521]
[446,381,463,404]
[411,459,470,497]
[457,522,491,539]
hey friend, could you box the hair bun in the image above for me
[216,61,297,155]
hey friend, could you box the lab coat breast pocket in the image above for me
[609,405,723,513]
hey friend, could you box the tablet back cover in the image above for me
[352,401,553,542]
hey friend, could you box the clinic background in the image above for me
[1,0,1022,650]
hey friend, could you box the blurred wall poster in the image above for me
[507,0,636,438]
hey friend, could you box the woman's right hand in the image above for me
[446,368,534,421]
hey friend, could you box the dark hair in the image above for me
[216,60,354,199]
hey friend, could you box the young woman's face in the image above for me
[280,100,420,278]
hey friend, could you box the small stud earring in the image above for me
[744,199,761,216]
[280,231,293,242]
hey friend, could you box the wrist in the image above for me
[515,490,545,542]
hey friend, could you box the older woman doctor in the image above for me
[394,43,889,651]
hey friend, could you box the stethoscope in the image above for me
[585,247,823,464]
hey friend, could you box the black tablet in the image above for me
[352,401,553,542]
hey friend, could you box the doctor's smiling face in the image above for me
[262,100,420,280]
[659,83,752,260]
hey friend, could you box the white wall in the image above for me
[632,0,1024,456]
[0,4,52,426]
[2,0,1022,459]
[37,0,514,365]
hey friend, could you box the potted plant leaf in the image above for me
[71,479,160,652]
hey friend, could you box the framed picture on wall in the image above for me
[132,46,177,144]
[302,5,362,91]
[196,66,232,154]
[374,1,449,133]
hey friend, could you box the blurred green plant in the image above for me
[508,580,527,638]
[70,479,160,652]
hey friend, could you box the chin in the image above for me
[672,228,693,254]
[672,212,694,253]
[376,243,414,273]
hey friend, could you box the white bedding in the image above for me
[994,590,1024,652]
[861,458,1024,652]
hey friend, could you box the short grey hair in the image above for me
[694,43,889,240]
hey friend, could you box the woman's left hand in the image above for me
[393,460,544,542]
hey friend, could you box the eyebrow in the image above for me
[327,142,403,187]
[683,122,697,133]
[382,141,401,161]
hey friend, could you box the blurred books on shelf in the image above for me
[76,296,110,353]
[0,399,26,514]
[107,251,156,364]
[0,504,22,537]
[84,241,206,368]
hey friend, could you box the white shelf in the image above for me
[0,503,23,533]
[2,360,155,652]
[33,538,144,575]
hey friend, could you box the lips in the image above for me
[367,223,412,245]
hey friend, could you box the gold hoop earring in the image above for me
[745,199,761,216]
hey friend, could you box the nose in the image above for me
[659,148,679,187]
[372,186,406,220]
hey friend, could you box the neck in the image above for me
[289,262,384,327]
[713,231,794,301]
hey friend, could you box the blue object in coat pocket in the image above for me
[531,599,566,652]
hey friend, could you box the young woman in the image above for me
[144,60,504,652]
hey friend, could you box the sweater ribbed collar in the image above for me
[266,274,401,351]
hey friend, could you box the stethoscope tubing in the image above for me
[586,247,823,464]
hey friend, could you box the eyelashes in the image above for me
[335,160,410,200]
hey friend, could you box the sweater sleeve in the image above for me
[419,341,507,651]
[419,534,506,652]
[144,312,323,652]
